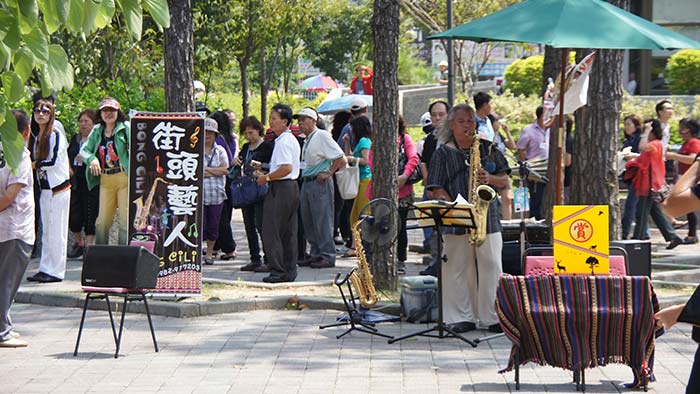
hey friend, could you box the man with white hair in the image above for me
[295,107,347,269]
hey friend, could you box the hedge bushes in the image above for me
[503,55,544,96]
[667,49,700,94]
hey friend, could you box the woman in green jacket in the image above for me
[80,97,130,245]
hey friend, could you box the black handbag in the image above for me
[398,134,422,184]
[230,171,268,208]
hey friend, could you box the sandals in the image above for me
[342,249,357,258]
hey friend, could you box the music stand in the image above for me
[388,200,477,347]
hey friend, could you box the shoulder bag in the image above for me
[398,134,422,184]
[335,161,359,200]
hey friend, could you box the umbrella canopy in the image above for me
[429,0,700,50]
[428,0,700,206]
[317,94,373,115]
[299,74,339,91]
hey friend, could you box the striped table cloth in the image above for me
[496,274,662,388]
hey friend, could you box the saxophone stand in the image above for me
[319,270,394,339]
[388,202,477,347]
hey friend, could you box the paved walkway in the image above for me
[8,210,700,393]
[1,303,695,394]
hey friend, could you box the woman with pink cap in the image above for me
[79,97,131,245]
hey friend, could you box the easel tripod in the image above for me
[388,202,477,347]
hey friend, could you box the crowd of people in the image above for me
[2,88,700,350]
[621,99,700,249]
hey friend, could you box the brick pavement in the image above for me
[1,303,695,394]
[8,209,700,393]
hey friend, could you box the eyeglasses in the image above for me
[34,108,51,115]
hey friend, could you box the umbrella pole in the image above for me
[556,49,568,206]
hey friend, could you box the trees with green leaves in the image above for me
[303,0,373,83]
[0,0,170,170]
[401,0,518,93]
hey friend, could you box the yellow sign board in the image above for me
[553,205,609,275]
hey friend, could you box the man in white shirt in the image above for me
[295,108,346,269]
[656,99,674,151]
[0,110,35,348]
[257,103,301,283]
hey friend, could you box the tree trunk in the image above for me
[371,0,400,291]
[261,52,267,125]
[164,0,194,112]
[570,0,627,241]
[239,58,249,118]
[541,46,563,96]
[541,47,565,222]
[571,47,624,240]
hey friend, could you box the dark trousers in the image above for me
[398,205,409,262]
[621,184,639,240]
[203,203,224,242]
[262,180,299,281]
[529,182,545,220]
[242,200,264,263]
[688,344,700,394]
[633,195,679,241]
[688,211,699,238]
[339,199,354,248]
[214,178,236,254]
[69,175,100,235]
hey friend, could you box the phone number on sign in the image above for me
[158,263,201,277]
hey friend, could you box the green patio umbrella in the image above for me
[428,0,700,204]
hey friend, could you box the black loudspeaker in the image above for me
[501,240,522,275]
[501,221,550,243]
[81,245,160,288]
[611,239,652,277]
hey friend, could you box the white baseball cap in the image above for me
[292,107,318,121]
[420,112,432,127]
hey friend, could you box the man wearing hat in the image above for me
[437,60,448,85]
[202,118,230,265]
[295,108,347,269]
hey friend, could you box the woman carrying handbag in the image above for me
[631,119,683,249]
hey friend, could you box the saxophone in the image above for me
[133,177,171,230]
[348,219,378,308]
[468,130,497,246]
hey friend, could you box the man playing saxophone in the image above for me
[426,104,510,334]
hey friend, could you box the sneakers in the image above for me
[397,261,406,275]
[0,337,28,348]
[334,236,345,245]
[204,257,214,265]
[67,243,84,259]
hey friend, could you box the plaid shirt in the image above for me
[426,141,510,235]
[203,144,228,206]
